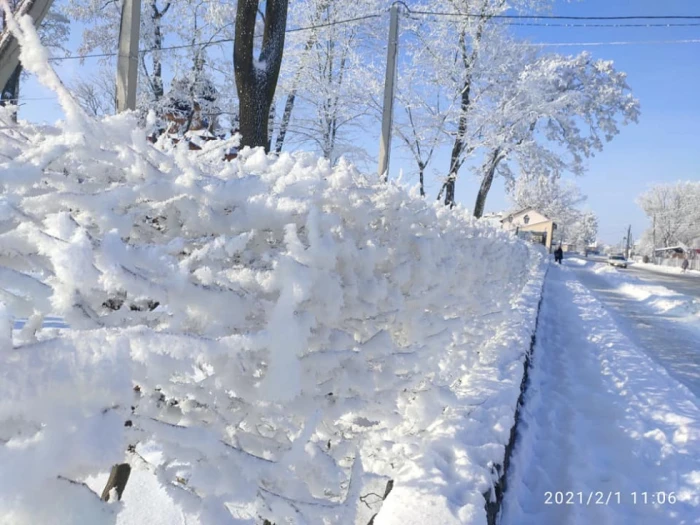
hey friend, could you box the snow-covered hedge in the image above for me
[1,14,544,525]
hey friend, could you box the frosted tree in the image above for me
[64,0,236,117]
[69,65,117,117]
[637,182,700,249]
[471,46,639,218]
[427,0,515,207]
[569,212,598,251]
[272,0,386,162]
[385,12,451,196]
[271,0,330,153]
[510,175,587,243]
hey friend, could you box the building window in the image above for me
[523,214,530,225]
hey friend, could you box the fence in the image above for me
[633,255,700,272]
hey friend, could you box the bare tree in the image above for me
[234,0,289,150]
[70,68,117,116]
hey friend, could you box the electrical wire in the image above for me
[36,6,700,64]
[522,38,700,47]
[403,9,700,21]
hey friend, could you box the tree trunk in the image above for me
[473,147,502,219]
[419,161,425,197]
[273,4,327,153]
[443,13,488,207]
[274,90,296,153]
[234,0,289,151]
[152,9,165,100]
[0,63,21,122]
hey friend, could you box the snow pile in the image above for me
[0,19,545,524]
[592,264,700,320]
[1,14,547,524]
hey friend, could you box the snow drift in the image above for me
[0,13,544,525]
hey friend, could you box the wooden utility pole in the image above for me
[378,3,399,181]
[116,0,141,112]
[625,224,632,259]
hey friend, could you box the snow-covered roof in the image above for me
[501,206,551,223]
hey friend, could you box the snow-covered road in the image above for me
[625,265,700,300]
[602,258,700,300]
[571,259,700,398]
[501,264,700,525]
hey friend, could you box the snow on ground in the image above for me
[590,262,700,322]
[634,262,700,278]
[1,16,548,524]
[501,264,700,525]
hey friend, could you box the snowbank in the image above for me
[635,261,700,277]
[592,264,700,321]
[0,13,545,524]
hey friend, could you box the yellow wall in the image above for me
[519,221,554,251]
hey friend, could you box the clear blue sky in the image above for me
[17,0,700,245]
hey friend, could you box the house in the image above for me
[500,207,556,251]
[654,245,688,259]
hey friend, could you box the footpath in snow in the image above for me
[501,264,700,525]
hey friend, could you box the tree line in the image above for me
[3,0,639,220]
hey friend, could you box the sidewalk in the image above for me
[500,264,700,525]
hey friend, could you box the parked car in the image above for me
[607,254,628,268]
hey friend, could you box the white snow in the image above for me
[0,17,547,523]
[634,261,700,278]
[591,262,700,322]
[501,265,700,525]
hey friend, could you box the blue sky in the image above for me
[16,0,700,245]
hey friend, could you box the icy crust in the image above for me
[0,110,544,523]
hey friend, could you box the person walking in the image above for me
[681,257,689,273]
[554,245,564,264]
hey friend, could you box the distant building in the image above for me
[500,207,556,251]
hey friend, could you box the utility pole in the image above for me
[378,3,399,182]
[116,0,141,112]
[652,214,656,261]
[625,224,631,259]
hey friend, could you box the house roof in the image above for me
[501,206,551,223]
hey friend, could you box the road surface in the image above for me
[568,258,700,399]
[626,264,700,300]
[585,255,700,299]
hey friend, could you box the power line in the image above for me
[46,12,385,63]
[502,21,700,28]
[523,38,700,47]
[405,9,700,21]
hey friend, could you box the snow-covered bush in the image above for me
[1,13,544,525]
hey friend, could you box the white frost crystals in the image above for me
[0,13,546,525]
[0,93,544,521]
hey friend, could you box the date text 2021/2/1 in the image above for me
[544,491,677,505]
